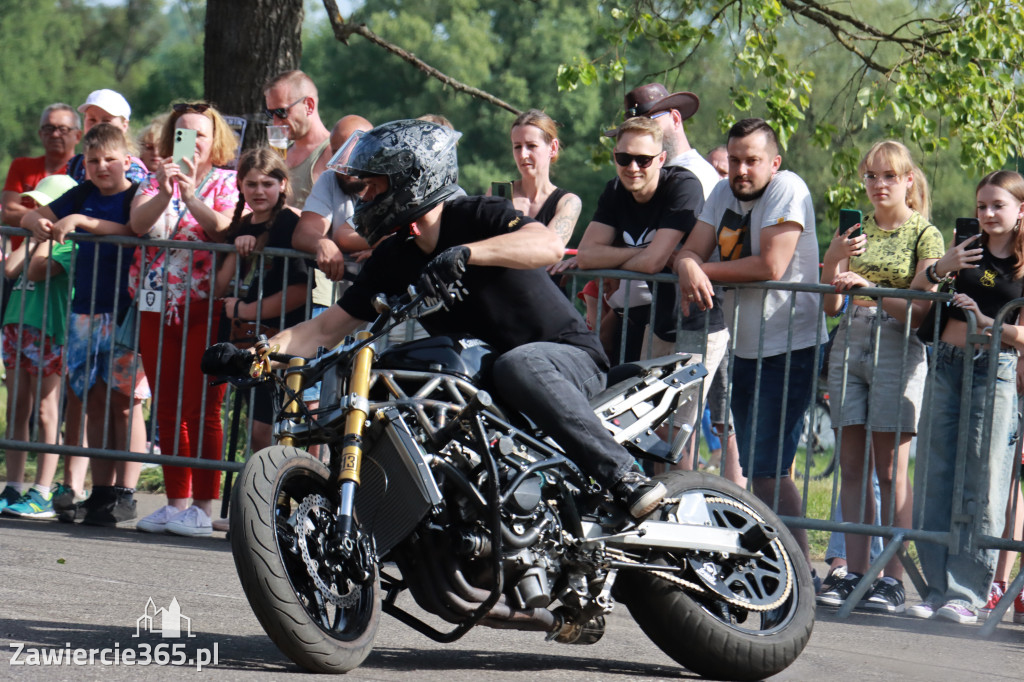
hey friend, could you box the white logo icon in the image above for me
[134,597,195,639]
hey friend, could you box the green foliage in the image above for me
[559,0,1022,244]
[0,0,201,171]
[302,0,620,244]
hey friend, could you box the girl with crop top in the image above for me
[817,140,944,614]
[906,170,1024,624]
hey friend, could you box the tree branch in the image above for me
[321,0,522,116]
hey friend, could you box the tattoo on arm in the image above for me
[549,194,582,246]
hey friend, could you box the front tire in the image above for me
[617,471,814,681]
[231,446,380,673]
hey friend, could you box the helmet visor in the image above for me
[326,130,369,176]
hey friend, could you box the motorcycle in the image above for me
[206,290,814,680]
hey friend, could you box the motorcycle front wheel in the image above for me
[617,471,814,681]
[231,446,381,673]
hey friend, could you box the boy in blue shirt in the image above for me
[25,123,150,526]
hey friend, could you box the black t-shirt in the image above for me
[340,196,608,368]
[948,246,1023,322]
[591,166,724,337]
[235,209,309,328]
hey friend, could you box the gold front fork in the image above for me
[277,357,307,447]
[337,330,375,485]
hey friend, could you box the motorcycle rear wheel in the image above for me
[231,445,381,673]
[618,471,814,681]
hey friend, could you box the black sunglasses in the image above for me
[172,102,211,114]
[613,152,658,168]
[265,97,306,120]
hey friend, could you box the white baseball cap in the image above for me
[77,89,132,121]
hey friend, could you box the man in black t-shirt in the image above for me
[577,115,709,346]
[264,119,667,518]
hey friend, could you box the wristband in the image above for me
[924,263,940,285]
[233,299,241,320]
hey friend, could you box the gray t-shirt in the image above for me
[697,170,825,358]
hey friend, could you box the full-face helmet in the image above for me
[327,119,461,245]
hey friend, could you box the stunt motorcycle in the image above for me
[204,290,814,680]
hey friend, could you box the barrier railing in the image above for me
[2,228,1022,631]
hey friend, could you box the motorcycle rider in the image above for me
[254,119,666,519]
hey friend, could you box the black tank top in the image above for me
[533,187,569,225]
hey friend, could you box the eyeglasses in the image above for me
[265,97,306,120]
[173,102,211,114]
[862,172,903,185]
[648,111,670,120]
[614,152,658,168]
[40,124,77,135]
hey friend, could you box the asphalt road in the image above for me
[1,492,1022,681]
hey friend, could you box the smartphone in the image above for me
[491,181,513,200]
[839,208,863,239]
[172,128,197,168]
[954,217,980,246]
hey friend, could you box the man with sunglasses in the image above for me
[577,117,723,466]
[2,104,81,227]
[263,70,332,207]
[577,117,717,358]
[607,84,721,200]
[673,117,825,571]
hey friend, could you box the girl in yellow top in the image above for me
[817,140,945,613]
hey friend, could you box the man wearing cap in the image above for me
[264,70,332,208]
[2,104,81,227]
[66,89,148,185]
[611,84,720,199]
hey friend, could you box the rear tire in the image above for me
[618,471,814,681]
[231,446,380,673]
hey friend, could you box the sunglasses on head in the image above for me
[265,97,306,120]
[172,102,210,114]
[613,152,658,168]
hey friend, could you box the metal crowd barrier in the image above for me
[3,228,1023,632]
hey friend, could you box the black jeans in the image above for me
[491,342,635,486]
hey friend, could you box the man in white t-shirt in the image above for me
[674,118,826,567]
[292,114,374,308]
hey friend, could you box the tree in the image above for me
[558,0,1024,219]
[204,0,304,149]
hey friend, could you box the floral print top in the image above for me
[130,167,238,324]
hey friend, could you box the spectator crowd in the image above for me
[2,74,1024,627]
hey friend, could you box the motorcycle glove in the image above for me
[201,342,254,377]
[417,245,470,309]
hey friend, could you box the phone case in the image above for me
[172,128,198,168]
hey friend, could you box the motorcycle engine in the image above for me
[446,443,564,610]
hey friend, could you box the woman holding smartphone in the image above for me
[129,101,240,537]
[907,170,1024,624]
[816,140,944,614]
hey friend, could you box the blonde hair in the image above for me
[615,116,663,147]
[977,170,1024,279]
[138,113,169,149]
[159,102,238,167]
[859,140,931,220]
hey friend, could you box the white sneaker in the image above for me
[165,505,213,537]
[136,505,183,533]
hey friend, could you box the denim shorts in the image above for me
[66,313,150,399]
[828,305,927,433]
[731,345,817,478]
[2,324,62,377]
